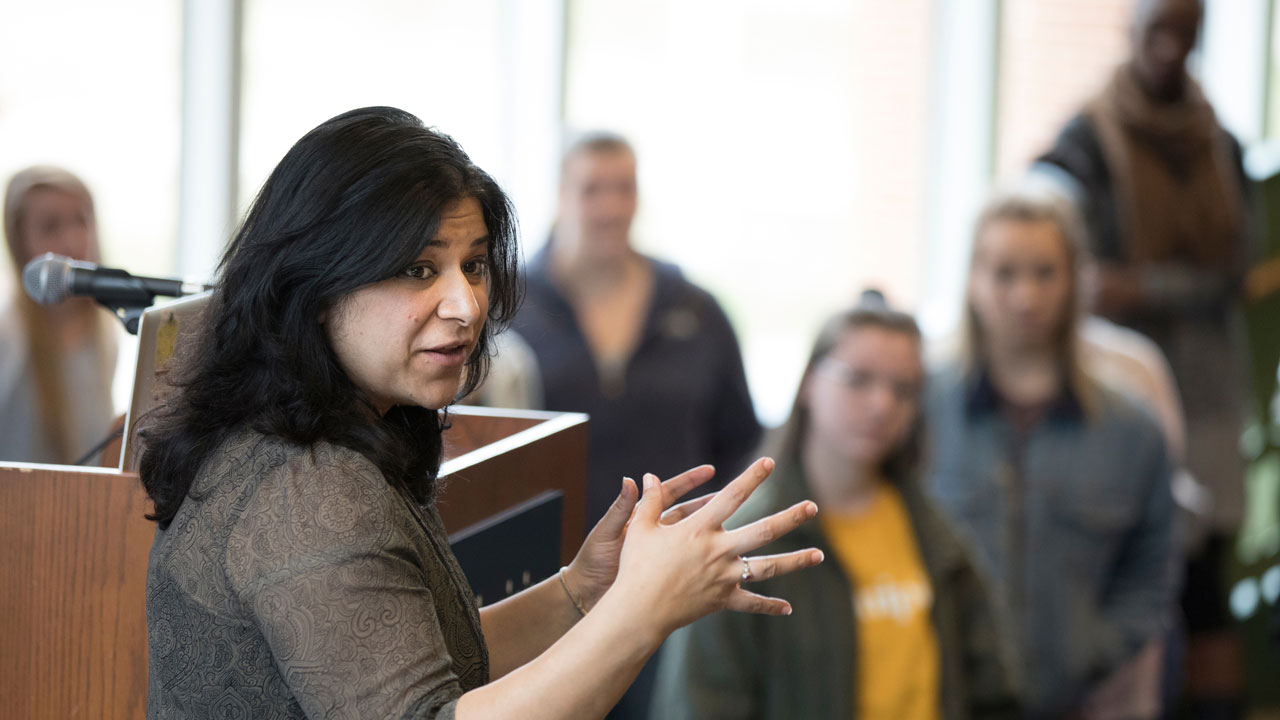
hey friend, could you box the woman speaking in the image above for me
[139,106,822,719]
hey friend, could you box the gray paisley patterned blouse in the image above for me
[146,431,489,719]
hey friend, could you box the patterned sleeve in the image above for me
[225,443,465,719]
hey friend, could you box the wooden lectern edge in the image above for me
[0,410,588,717]
[440,411,589,477]
[2,407,587,480]
[0,461,132,476]
[449,405,570,421]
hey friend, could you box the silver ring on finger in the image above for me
[740,556,753,583]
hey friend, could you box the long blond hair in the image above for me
[962,185,1097,416]
[4,166,113,462]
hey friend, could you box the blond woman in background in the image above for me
[1,166,117,464]
[925,187,1177,718]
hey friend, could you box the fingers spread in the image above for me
[724,588,792,616]
[592,476,639,539]
[736,549,824,584]
[727,500,818,555]
[698,457,776,527]
[633,472,667,525]
[660,493,716,525]
[660,465,716,508]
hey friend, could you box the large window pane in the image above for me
[0,0,181,283]
[1268,0,1280,138]
[239,0,561,239]
[996,0,1131,179]
[565,0,934,423]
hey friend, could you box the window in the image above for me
[565,0,935,423]
[995,0,1131,179]
[239,0,562,246]
[0,0,182,283]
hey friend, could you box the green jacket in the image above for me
[650,456,1019,720]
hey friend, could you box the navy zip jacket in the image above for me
[511,247,762,525]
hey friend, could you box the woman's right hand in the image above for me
[607,457,823,638]
[455,458,819,720]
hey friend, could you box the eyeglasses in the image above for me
[814,356,920,404]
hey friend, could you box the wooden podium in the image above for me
[0,406,588,719]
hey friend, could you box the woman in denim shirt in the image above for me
[925,188,1176,719]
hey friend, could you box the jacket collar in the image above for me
[526,243,696,371]
[528,242,686,313]
[963,365,1085,422]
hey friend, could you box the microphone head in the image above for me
[22,252,95,305]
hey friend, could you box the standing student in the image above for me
[653,294,1018,720]
[511,133,762,719]
[925,189,1176,718]
[512,133,761,526]
[1,166,117,464]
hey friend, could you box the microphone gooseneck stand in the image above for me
[90,267,160,335]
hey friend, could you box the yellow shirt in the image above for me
[820,483,940,720]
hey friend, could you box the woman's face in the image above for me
[19,187,96,264]
[324,196,491,414]
[802,325,922,468]
[968,218,1072,355]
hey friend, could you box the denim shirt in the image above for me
[924,364,1175,718]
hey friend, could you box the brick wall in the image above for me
[849,0,933,306]
[996,0,1133,179]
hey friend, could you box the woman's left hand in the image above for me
[563,465,718,612]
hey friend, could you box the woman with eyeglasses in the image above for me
[652,293,1017,720]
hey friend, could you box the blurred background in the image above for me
[4,1,1280,711]
[8,0,1280,423]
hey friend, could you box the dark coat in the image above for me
[651,455,1020,720]
[512,249,762,525]
[1036,112,1251,533]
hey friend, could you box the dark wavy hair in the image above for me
[769,290,925,483]
[139,106,521,528]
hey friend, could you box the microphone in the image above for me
[23,252,209,307]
